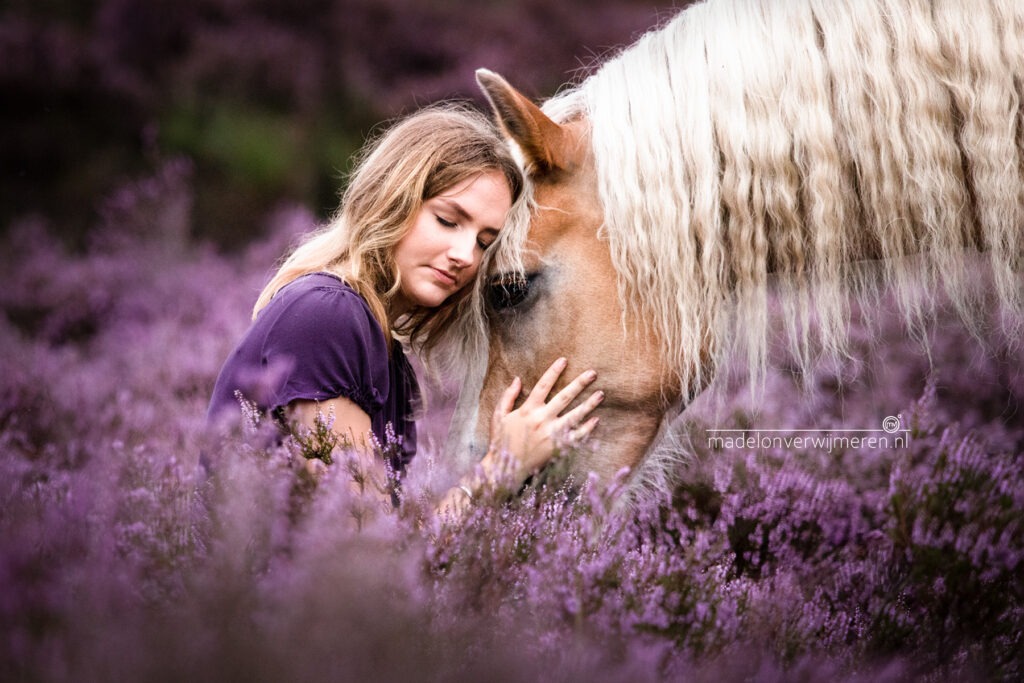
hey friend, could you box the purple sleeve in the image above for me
[262,284,389,417]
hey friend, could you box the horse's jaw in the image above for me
[466,336,677,488]
[447,368,683,494]
[569,405,666,484]
[454,403,667,488]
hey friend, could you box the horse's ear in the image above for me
[476,68,569,176]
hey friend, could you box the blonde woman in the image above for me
[208,105,604,512]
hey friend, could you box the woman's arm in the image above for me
[289,357,603,518]
[289,395,373,448]
[288,396,387,499]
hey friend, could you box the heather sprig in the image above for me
[290,405,344,466]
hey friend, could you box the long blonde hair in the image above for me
[253,104,523,352]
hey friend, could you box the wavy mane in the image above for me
[530,0,1024,398]
[442,0,1024,472]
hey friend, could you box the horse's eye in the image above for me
[487,273,535,310]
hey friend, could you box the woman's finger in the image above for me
[543,369,598,418]
[494,376,522,418]
[554,387,605,430]
[567,416,600,445]
[522,357,568,406]
[491,376,522,443]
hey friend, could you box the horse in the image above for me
[443,0,1024,493]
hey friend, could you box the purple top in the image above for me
[208,272,418,470]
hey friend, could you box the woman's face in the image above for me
[393,170,513,311]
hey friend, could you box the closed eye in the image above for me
[477,227,500,252]
[436,215,457,228]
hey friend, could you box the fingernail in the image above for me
[558,357,568,368]
[596,390,605,402]
[585,370,597,381]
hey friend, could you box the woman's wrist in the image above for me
[479,447,516,486]
[450,450,509,502]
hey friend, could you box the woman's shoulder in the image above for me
[259,272,385,348]
[266,272,373,320]
[274,271,359,302]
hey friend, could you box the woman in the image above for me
[208,105,603,514]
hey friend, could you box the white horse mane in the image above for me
[539,0,1024,398]
[441,0,1024,478]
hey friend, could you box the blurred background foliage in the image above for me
[1,0,684,249]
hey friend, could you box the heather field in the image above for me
[4,1,1024,681]
[1,160,1023,682]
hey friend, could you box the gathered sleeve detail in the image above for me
[207,272,419,475]
[260,280,390,418]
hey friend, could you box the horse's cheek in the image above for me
[472,319,542,440]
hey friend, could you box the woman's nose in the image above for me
[447,232,476,266]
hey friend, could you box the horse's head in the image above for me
[470,70,683,483]
[450,0,1024,488]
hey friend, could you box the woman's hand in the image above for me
[484,357,604,483]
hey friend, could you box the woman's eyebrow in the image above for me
[436,198,471,222]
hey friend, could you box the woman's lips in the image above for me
[431,267,457,286]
